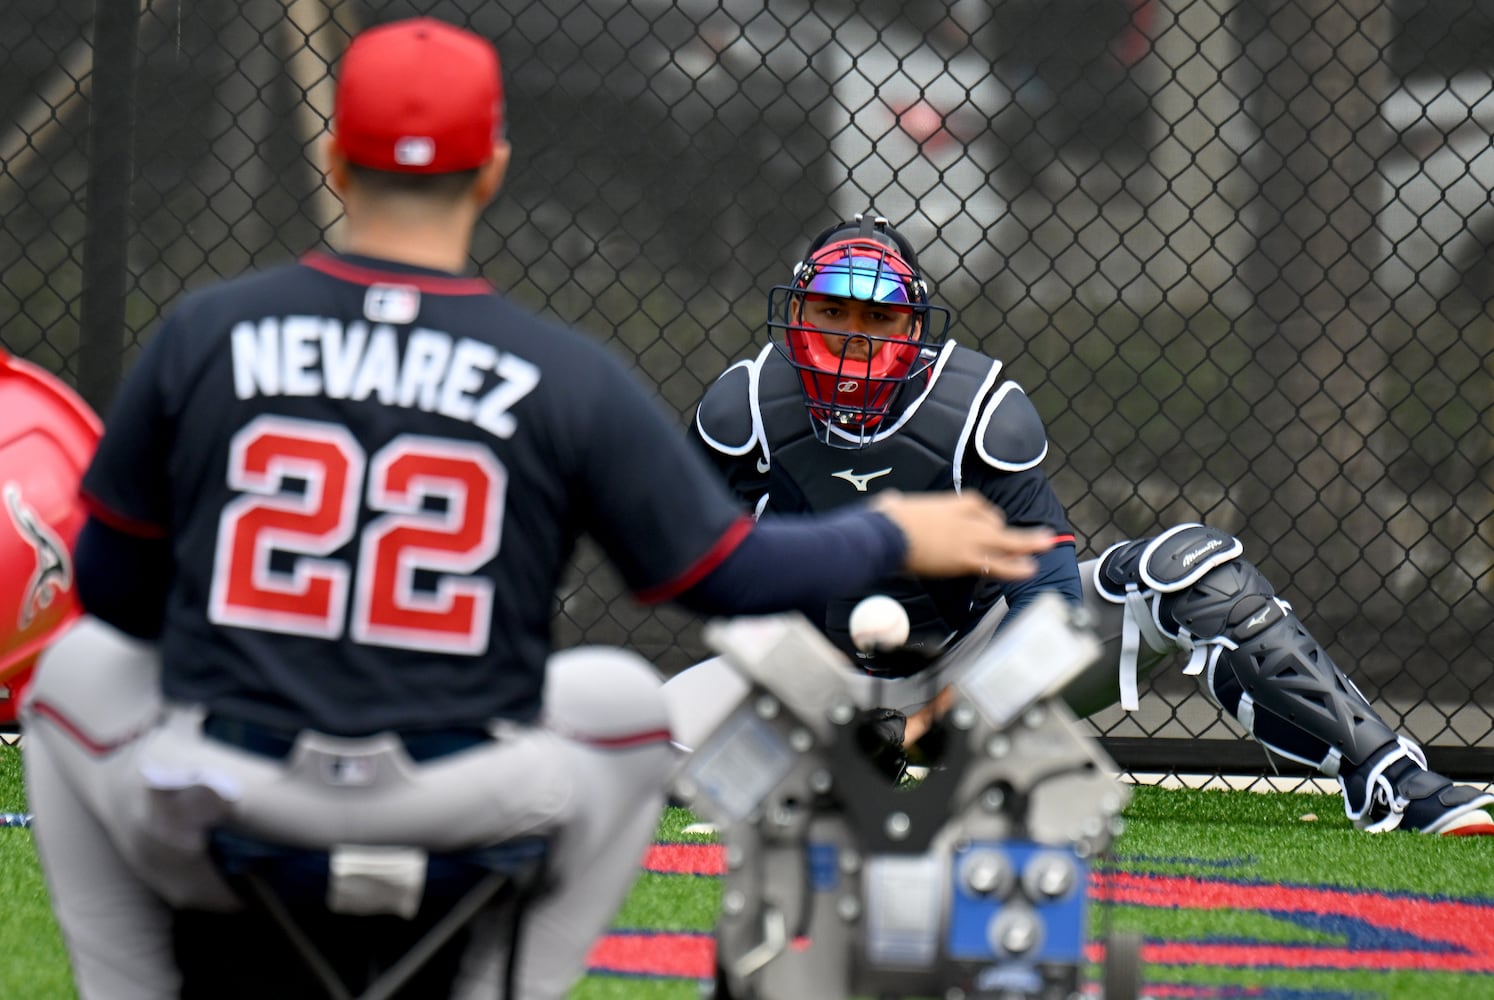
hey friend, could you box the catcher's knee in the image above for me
[1092,523,1247,708]
[1096,524,1242,597]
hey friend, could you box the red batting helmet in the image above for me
[0,351,101,719]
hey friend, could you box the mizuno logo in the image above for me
[831,467,893,492]
[3,482,72,629]
[1246,608,1273,630]
[1182,538,1224,567]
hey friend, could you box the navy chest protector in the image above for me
[757,346,996,669]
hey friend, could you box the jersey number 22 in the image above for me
[208,415,504,654]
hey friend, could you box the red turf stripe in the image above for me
[1094,870,1494,973]
[644,842,726,876]
[1129,942,1494,973]
[617,850,1494,981]
[586,932,713,978]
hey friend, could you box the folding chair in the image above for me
[176,830,550,1000]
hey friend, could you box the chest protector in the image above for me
[756,344,999,669]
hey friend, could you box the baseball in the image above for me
[849,594,911,652]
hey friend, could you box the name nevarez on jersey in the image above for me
[229,316,540,438]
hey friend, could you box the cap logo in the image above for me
[393,136,436,167]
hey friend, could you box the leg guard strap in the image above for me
[1095,524,1243,710]
[1338,737,1428,830]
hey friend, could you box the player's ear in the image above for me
[323,136,352,199]
[473,139,511,206]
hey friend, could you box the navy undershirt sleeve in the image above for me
[993,541,1083,622]
[73,517,172,640]
[674,509,907,616]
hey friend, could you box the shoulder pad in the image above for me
[695,358,758,456]
[973,382,1048,471]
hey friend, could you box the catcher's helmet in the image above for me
[768,212,950,448]
[0,351,100,714]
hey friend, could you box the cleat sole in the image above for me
[1426,808,1494,836]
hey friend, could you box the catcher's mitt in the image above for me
[854,706,909,783]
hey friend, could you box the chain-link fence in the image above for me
[2,0,1490,783]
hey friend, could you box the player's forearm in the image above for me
[72,517,171,639]
[672,508,906,616]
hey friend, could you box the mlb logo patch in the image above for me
[364,284,421,325]
[393,136,436,167]
[322,754,376,787]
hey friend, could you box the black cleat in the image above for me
[1341,739,1494,835]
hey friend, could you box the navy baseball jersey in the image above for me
[82,252,750,735]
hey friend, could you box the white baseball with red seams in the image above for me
[849,594,910,652]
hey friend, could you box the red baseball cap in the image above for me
[332,18,503,174]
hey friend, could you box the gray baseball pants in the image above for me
[22,616,674,1000]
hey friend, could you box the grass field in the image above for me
[4,743,1493,999]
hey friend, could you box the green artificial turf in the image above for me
[5,744,1494,1000]
[1,746,77,1000]
[1114,783,1494,893]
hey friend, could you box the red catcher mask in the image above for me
[768,224,950,448]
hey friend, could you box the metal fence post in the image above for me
[77,0,141,414]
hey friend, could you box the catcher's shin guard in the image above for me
[1094,524,1400,778]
